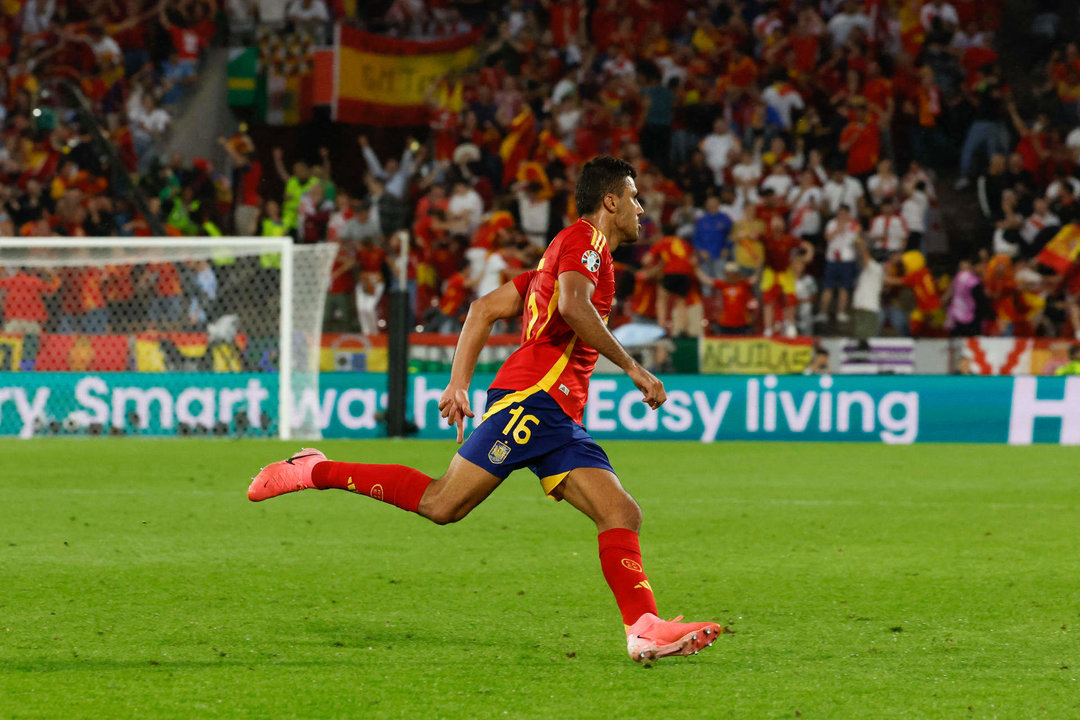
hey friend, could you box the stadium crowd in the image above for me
[2,0,1080,348]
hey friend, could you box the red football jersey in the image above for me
[489,219,614,424]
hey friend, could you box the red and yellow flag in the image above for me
[499,106,536,185]
[334,26,480,126]
[1036,223,1080,275]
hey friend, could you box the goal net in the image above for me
[0,238,336,439]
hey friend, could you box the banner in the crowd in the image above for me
[700,336,814,374]
[834,338,915,374]
[2,372,1076,445]
[963,337,1077,375]
[333,26,481,126]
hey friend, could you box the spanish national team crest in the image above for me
[488,441,511,465]
[581,249,601,272]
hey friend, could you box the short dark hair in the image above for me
[575,156,636,216]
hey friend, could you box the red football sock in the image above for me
[598,528,658,627]
[311,461,433,513]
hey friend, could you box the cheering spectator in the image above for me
[446,180,484,236]
[838,100,882,180]
[851,238,884,340]
[272,148,319,233]
[944,257,986,337]
[866,159,900,207]
[700,261,757,335]
[1020,198,1061,256]
[692,195,734,278]
[701,118,739,187]
[901,180,931,252]
[760,215,813,337]
[817,205,860,324]
[648,233,699,337]
[360,135,419,200]
[823,166,865,216]
[867,199,909,255]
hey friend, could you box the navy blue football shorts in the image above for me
[457,387,615,498]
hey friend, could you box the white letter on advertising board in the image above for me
[1008,377,1080,445]
[878,392,919,444]
[587,379,617,432]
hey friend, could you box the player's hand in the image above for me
[628,363,666,410]
[438,385,474,444]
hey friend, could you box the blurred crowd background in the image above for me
[2,0,1080,353]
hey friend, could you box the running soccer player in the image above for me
[248,156,722,662]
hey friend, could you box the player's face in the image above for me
[614,176,644,244]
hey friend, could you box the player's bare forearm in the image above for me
[448,280,525,390]
[441,280,525,442]
[558,271,666,408]
[558,273,635,373]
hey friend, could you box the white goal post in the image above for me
[0,237,336,440]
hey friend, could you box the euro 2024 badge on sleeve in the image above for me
[581,249,601,273]
[488,441,511,464]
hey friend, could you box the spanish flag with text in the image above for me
[334,26,481,126]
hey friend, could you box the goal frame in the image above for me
[0,236,299,439]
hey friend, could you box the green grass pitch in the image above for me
[2,439,1079,719]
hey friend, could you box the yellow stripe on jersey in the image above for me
[537,336,577,391]
[479,386,543,423]
[478,335,579,423]
[530,282,560,340]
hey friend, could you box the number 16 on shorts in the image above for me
[502,406,539,444]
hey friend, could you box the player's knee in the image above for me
[605,494,642,532]
[418,491,467,526]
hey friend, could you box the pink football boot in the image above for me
[247,448,327,502]
[626,613,724,663]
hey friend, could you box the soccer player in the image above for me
[248,157,722,662]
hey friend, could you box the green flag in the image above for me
[226,47,258,107]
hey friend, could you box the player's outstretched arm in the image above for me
[439,280,527,442]
[557,271,666,410]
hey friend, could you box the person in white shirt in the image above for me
[475,243,510,298]
[818,205,860,324]
[762,80,805,130]
[515,181,551,249]
[900,181,930,250]
[760,162,794,198]
[901,160,937,201]
[827,0,873,45]
[359,135,416,200]
[952,20,990,51]
[731,149,763,205]
[823,167,865,215]
[920,0,958,32]
[867,199,909,254]
[446,181,484,236]
[21,0,55,35]
[792,254,818,336]
[287,0,330,21]
[1020,197,1061,249]
[128,90,171,170]
[866,158,899,207]
[1066,124,1080,165]
[701,118,739,187]
[787,170,823,240]
[717,185,744,224]
[852,237,884,339]
[1045,171,1080,205]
